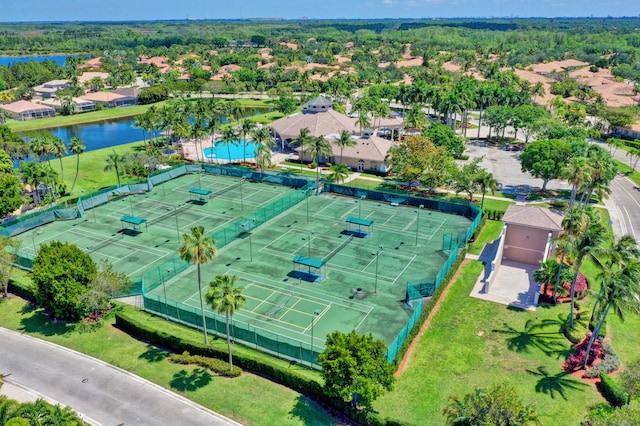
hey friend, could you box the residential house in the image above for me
[1,100,55,120]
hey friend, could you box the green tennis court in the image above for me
[149,192,473,353]
[14,172,295,282]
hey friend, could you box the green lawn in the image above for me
[49,139,148,198]
[0,295,336,426]
[468,219,503,255]
[614,159,640,186]
[374,260,604,425]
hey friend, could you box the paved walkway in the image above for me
[0,327,242,426]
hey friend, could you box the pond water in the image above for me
[25,107,272,156]
[0,55,77,67]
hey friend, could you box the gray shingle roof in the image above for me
[502,205,564,231]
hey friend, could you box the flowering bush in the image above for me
[563,334,603,372]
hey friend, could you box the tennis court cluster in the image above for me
[6,163,480,367]
[12,167,298,285]
[145,182,479,366]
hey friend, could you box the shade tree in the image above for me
[519,139,572,191]
[317,330,394,411]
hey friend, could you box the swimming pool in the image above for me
[203,140,260,161]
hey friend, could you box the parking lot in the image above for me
[461,141,572,196]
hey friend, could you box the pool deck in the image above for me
[182,138,290,166]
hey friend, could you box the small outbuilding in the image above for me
[501,205,564,265]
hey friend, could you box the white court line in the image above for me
[68,228,167,256]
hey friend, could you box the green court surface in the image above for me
[15,173,294,282]
[149,193,472,350]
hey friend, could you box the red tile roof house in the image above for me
[1,100,55,121]
[78,91,138,108]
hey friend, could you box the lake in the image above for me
[28,107,273,156]
[0,55,77,67]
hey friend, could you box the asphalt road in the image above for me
[0,327,242,426]
[606,176,640,240]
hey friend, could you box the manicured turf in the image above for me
[468,219,503,255]
[0,295,336,426]
[373,260,605,425]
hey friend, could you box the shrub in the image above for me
[599,374,629,407]
[114,311,324,400]
[563,314,589,344]
[8,277,36,301]
[563,333,602,372]
[308,161,317,169]
[585,342,621,379]
[169,351,242,377]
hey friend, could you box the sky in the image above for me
[1,0,638,22]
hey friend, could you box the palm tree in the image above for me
[474,172,498,211]
[292,128,313,171]
[534,259,560,297]
[104,150,124,186]
[29,134,53,165]
[68,137,85,195]
[329,163,350,184]
[308,135,333,194]
[205,274,246,372]
[583,237,640,368]
[333,130,356,165]
[560,156,590,210]
[404,104,428,131]
[239,119,256,165]
[179,226,218,345]
[255,144,272,178]
[565,214,606,328]
[50,135,67,182]
[220,127,239,163]
[552,208,590,303]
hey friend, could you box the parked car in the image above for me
[506,144,522,151]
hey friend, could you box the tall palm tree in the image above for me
[103,150,124,186]
[179,226,218,345]
[583,237,640,368]
[29,133,53,165]
[220,127,239,163]
[255,144,272,178]
[581,146,616,209]
[308,135,333,194]
[239,119,256,165]
[560,156,590,210]
[333,130,356,165]
[205,274,246,372]
[292,128,313,171]
[404,103,428,131]
[565,214,606,328]
[553,207,590,303]
[69,137,85,195]
[50,135,67,182]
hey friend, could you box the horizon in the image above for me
[2,0,639,23]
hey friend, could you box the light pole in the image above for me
[129,195,135,216]
[371,245,383,294]
[174,205,181,240]
[161,269,171,320]
[415,204,424,246]
[306,188,311,223]
[239,177,246,212]
[310,310,320,367]
[357,195,366,219]
[241,219,255,261]
[302,234,312,258]
[31,231,40,255]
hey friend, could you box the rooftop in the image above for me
[502,205,564,231]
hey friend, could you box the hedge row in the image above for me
[169,351,242,377]
[114,310,325,400]
[599,374,629,407]
[7,277,36,301]
[115,309,408,426]
[393,245,468,370]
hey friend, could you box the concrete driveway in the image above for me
[0,327,242,426]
